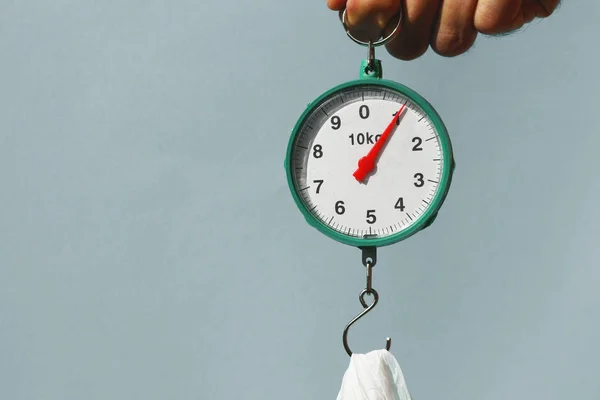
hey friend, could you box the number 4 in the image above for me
[394,197,405,211]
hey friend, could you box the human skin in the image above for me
[326,0,561,60]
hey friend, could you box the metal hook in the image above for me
[367,41,375,72]
[342,260,392,356]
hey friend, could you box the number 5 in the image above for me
[366,210,376,224]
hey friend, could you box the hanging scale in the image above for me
[284,7,455,357]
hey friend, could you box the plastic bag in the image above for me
[336,349,412,400]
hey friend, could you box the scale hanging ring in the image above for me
[341,7,403,47]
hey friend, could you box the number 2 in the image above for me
[412,137,423,151]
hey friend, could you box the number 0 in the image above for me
[359,105,370,119]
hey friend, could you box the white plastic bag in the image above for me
[336,349,412,400]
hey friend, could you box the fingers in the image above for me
[328,0,561,59]
[327,0,347,11]
[474,0,561,34]
[385,0,442,60]
[340,0,402,43]
[474,0,523,34]
[339,0,475,60]
[535,0,562,17]
[430,0,479,57]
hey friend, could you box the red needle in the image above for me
[353,104,407,182]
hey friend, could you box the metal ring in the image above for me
[359,288,376,308]
[341,7,403,47]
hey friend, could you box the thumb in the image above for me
[334,0,402,43]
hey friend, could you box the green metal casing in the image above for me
[284,60,455,248]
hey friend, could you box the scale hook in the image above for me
[342,285,391,357]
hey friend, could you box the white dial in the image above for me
[288,83,453,246]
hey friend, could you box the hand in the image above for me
[327,0,561,60]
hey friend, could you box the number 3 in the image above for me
[414,173,424,187]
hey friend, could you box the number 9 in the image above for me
[331,116,341,130]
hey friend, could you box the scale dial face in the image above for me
[285,80,454,248]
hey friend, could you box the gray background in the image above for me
[0,1,598,399]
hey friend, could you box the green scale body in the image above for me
[284,58,455,249]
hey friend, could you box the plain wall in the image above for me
[1,1,598,399]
